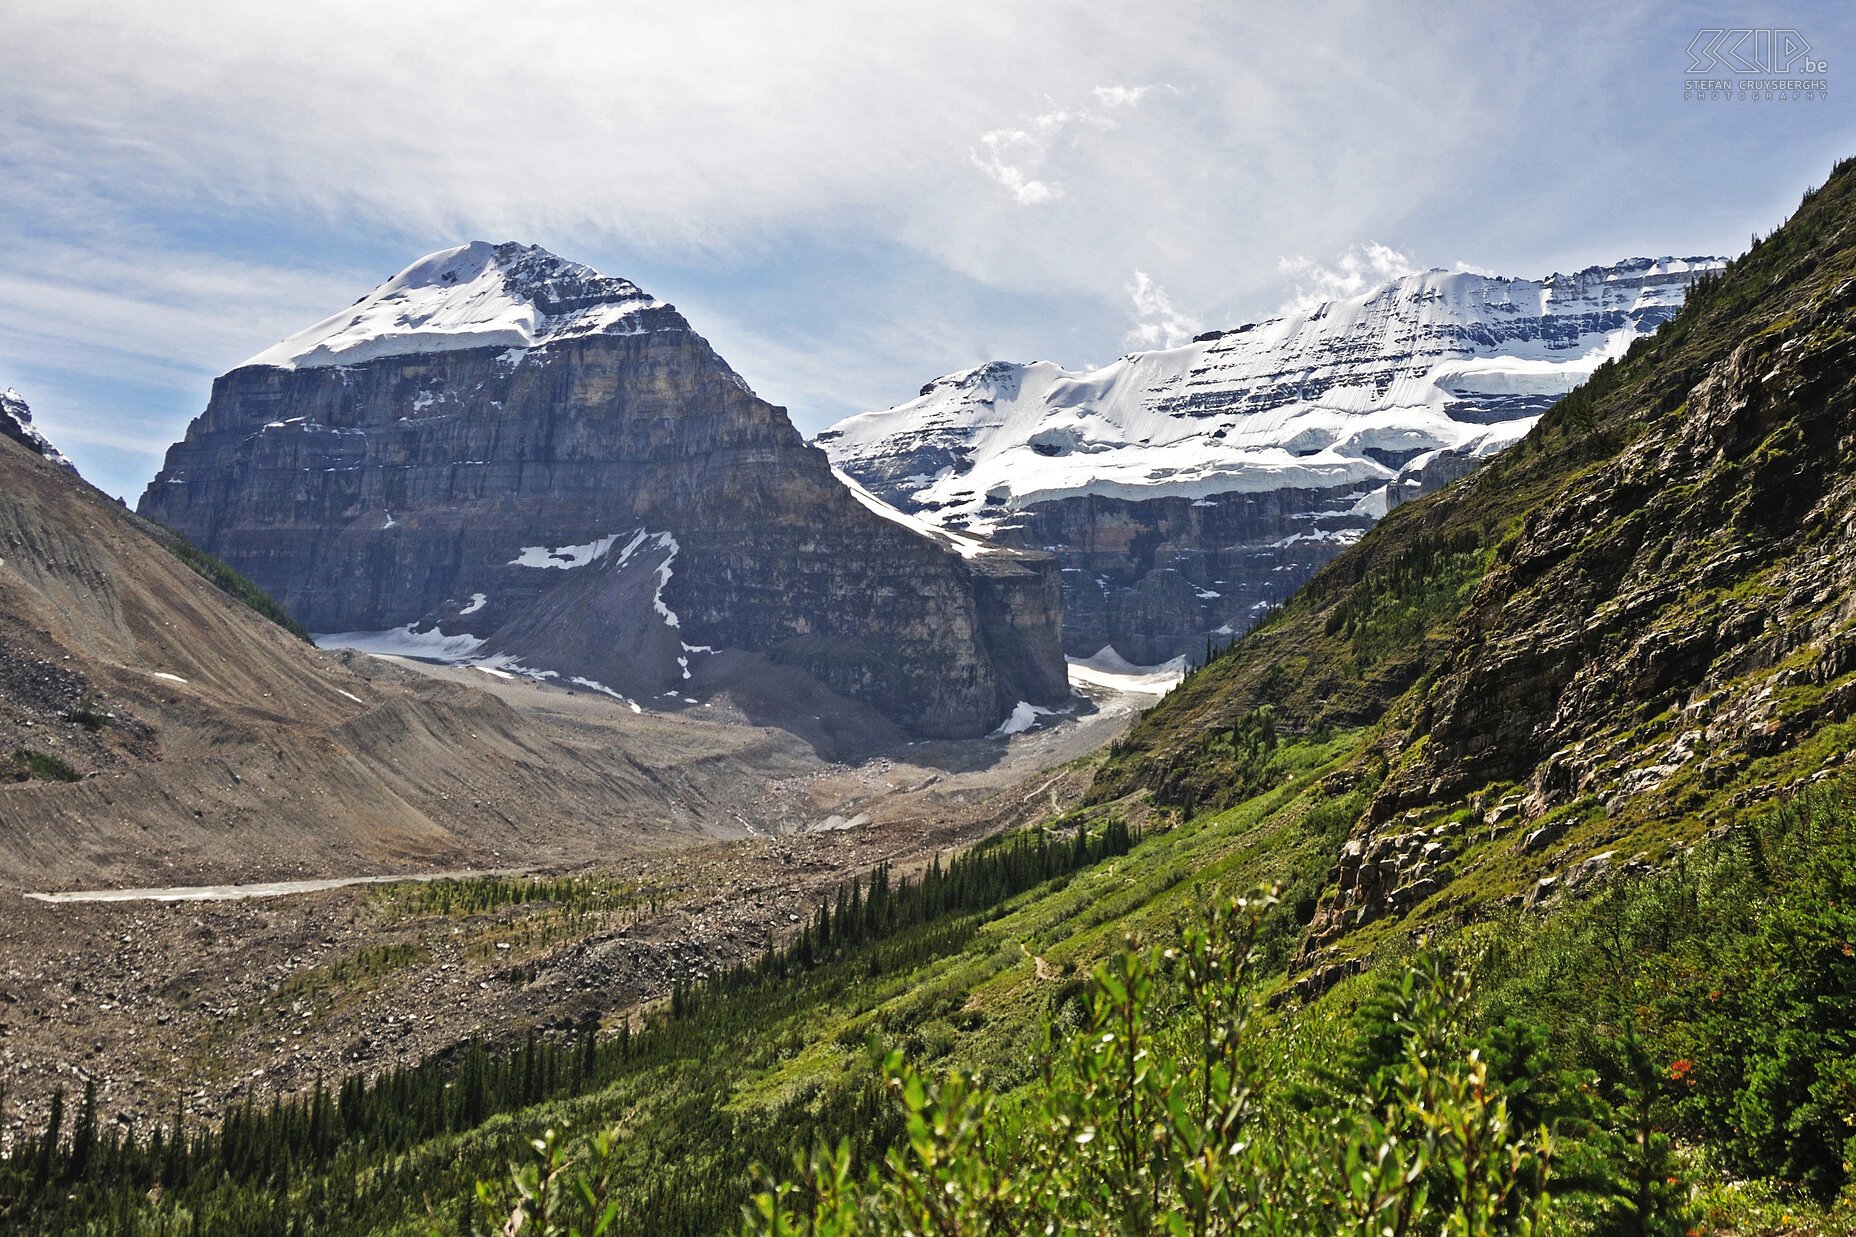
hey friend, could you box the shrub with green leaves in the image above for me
[745,894,1553,1236]
[8,747,81,782]
[466,1124,625,1237]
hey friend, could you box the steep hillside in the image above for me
[1096,159,1856,961]
[0,423,818,889]
[138,243,1068,740]
[824,258,1719,662]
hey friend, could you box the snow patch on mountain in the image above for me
[317,627,647,712]
[1067,647,1186,696]
[830,466,1004,559]
[325,526,690,699]
[990,699,1065,737]
[821,257,1724,533]
[568,676,643,710]
[314,624,488,663]
[241,242,672,370]
[510,533,625,570]
[632,531,683,628]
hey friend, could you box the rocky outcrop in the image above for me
[825,258,1721,664]
[1,388,70,467]
[139,243,1068,739]
[1303,812,1462,953]
[1371,287,1856,826]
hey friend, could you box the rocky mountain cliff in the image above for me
[1091,159,1856,966]
[139,243,1068,740]
[0,398,822,888]
[824,258,1721,663]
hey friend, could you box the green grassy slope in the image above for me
[1096,157,1856,936]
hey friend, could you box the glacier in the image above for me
[821,256,1724,663]
[822,258,1723,531]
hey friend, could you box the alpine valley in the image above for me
[5,133,1856,1237]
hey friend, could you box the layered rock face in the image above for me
[1374,293,1856,824]
[1303,295,1856,952]
[1009,484,1372,663]
[824,258,1721,663]
[139,243,1067,738]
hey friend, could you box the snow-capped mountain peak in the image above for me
[821,254,1724,665]
[1,388,72,468]
[821,256,1725,534]
[241,241,679,370]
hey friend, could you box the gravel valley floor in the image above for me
[0,661,1162,1142]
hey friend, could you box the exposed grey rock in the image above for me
[990,483,1378,663]
[138,243,1068,739]
[1518,819,1567,854]
[1565,850,1617,892]
[1301,821,1456,954]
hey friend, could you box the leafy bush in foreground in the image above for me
[476,897,1561,1236]
[743,894,1552,1236]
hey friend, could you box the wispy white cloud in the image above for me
[971,147,1065,206]
[1276,243,1422,313]
[0,237,374,493]
[0,242,369,383]
[31,420,183,458]
[0,1,1808,498]
[1125,272,1202,349]
[970,103,1116,207]
[1091,83,1178,108]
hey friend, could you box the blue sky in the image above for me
[2,1,1852,501]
